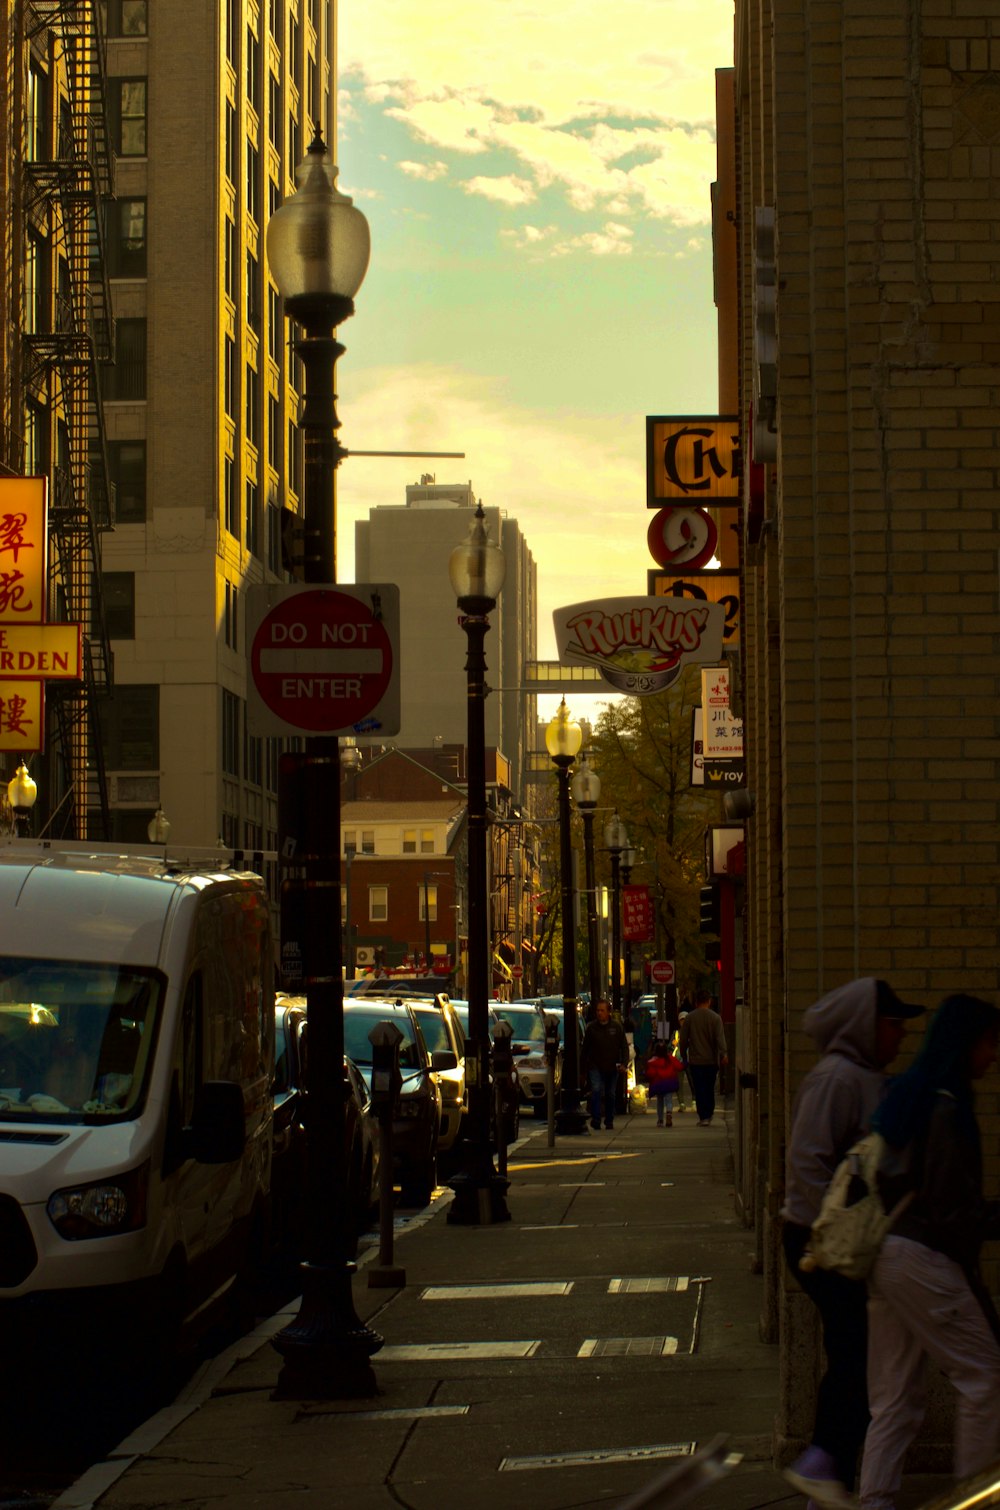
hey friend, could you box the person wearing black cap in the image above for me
[781,978,924,1510]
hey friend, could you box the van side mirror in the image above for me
[431,1049,458,1073]
[188,1080,246,1164]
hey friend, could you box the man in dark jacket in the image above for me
[581,999,628,1130]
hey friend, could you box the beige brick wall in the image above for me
[734,0,1000,1466]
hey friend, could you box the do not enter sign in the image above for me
[649,959,676,985]
[246,584,400,738]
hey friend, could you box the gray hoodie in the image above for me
[781,978,887,1227]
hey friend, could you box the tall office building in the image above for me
[2,0,334,847]
[354,477,538,807]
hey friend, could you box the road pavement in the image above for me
[51,1104,954,1510]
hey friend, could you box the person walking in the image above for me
[678,990,728,1125]
[644,1044,683,1127]
[581,998,628,1130]
[781,978,923,1510]
[858,994,1000,1510]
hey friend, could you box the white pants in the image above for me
[859,1235,1000,1509]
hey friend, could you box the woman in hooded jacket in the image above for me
[858,994,1000,1510]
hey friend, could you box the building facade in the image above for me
[354,477,538,810]
[724,0,1000,1464]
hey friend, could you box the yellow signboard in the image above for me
[646,416,741,505]
[0,623,81,678]
[0,477,47,620]
[0,681,43,751]
[648,569,740,647]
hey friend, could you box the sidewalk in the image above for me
[55,1107,800,1508]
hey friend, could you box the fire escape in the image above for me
[21,0,113,838]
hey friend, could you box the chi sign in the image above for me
[246,584,400,738]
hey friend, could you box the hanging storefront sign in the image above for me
[623,884,655,943]
[648,567,740,647]
[701,666,744,759]
[553,595,725,695]
[646,416,741,507]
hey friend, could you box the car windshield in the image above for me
[412,1008,457,1056]
[493,1006,545,1044]
[0,957,161,1122]
[343,1006,422,1070]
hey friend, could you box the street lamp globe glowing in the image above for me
[604,810,628,853]
[449,502,506,616]
[7,762,36,812]
[571,753,600,810]
[545,699,582,766]
[265,128,371,327]
[623,846,638,870]
[147,808,170,844]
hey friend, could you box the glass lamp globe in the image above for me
[265,130,371,329]
[571,754,601,810]
[545,699,583,765]
[604,811,628,853]
[449,503,506,615]
[7,762,37,811]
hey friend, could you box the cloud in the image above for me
[398,159,449,180]
[552,221,634,256]
[342,0,732,228]
[462,174,537,205]
[337,361,651,659]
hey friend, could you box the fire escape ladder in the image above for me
[50,640,111,841]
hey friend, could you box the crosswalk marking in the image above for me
[499,1441,695,1472]
[421,1282,573,1300]
[378,1341,542,1362]
[578,1336,679,1358]
[608,1276,690,1294]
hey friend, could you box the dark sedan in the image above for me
[272,998,380,1259]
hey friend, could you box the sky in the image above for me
[331,0,734,721]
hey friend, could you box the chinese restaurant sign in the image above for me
[553,596,725,695]
[0,478,83,752]
[623,884,654,943]
[646,416,741,507]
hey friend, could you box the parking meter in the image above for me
[367,1020,405,1288]
[491,1020,514,1177]
[368,1020,403,1112]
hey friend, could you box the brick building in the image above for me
[723,0,1000,1465]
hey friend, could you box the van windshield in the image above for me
[0,958,161,1122]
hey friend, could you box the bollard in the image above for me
[544,1013,559,1147]
[366,1020,406,1288]
[491,1020,514,1179]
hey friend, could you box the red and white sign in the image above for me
[623,884,655,942]
[649,959,675,985]
[247,584,400,738]
[554,595,725,695]
[510,964,523,979]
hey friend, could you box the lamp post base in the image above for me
[447,1164,511,1225]
[554,1102,589,1136]
[271,1260,382,1400]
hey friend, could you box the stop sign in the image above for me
[247,584,400,738]
[649,959,675,985]
[510,964,523,979]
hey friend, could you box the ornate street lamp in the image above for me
[146,808,171,845]
[604,811,629,1019]
[546,699,587,1134]
[266,129,381,1398]
[621,845,638,1013]
[7,762,37,837]
[447,503,510,1224]
[570,753,602,1017]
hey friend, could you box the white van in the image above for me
[0,840,274,1355]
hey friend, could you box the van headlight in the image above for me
[47,1162,149,1240]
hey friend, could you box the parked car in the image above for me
[507,999,586,1116]
[450,1001,521,1145]
[271,997,380,1259]
[493,1002,552,1117]
[409,1000,467,1164]
[343,1000,451,1207]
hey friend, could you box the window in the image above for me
[268,73,281,150]
[103,318,146,400]
[421,829,435,854]
[369,885,387,923]
[224,336,237,419]
[246,25,260,113]
[245,477,260,558]
[361,830,375,855]
[224,217,236,302]
[245,728,262,786]
[418,885,438,923]
[225,100,237,184]
[108,0,148,33]
[113,79,147,157]
[97,684,159,769]
[26,64,47,162]
[106,198,146,278]
[267,502,281,574]
[23,401,46,476]
[343,830,356,854]
[246,249,260,331]
[222,689,240,776]
[246,139,259,225]
[225,0,238,63]
[24,231,45,334]
[102,572,135,639]
[402,829,416,853]
[268,395,280,469]
[224,580,238,649]
[288,110,300,175]
[224,456,239,539]
[288,418,301,495]
[268,283,283,364]
[245,363,259,447]
[109,441,146,523]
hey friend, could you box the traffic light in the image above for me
[699,882,722,936]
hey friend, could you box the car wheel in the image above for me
[401,1142,438,1207]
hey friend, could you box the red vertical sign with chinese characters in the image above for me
[622,884,655,943]
[0,478,48,752]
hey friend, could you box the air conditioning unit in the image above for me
[355,946,375,966]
